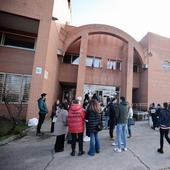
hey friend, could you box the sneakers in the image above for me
[122,148,127,151]
[114,148,122,153]
[112,142,116,146]
[83,136,90,142]
[157,148,164,154]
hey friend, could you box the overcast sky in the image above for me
[71,0,170,41]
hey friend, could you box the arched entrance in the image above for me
[60,24,146,104]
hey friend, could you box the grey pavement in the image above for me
[0,121,170,170]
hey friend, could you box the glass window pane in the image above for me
[0,32,2,44]
[4,33,35,49]
[116,62,121,70]
[22,76,31,103]
[86,56,93,67]
[4,74,22,103]
[94,58,101,68]
[72,55,79,65]
[0,73,5,102]
[63,54,71,64]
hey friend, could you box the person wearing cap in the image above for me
[36,93,48,136]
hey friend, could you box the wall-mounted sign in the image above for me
[162,61,170,71]
[44,70,48,80]
[35,67,42,74]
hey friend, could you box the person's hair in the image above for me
[88,99,101,113]
[41,93,47,98]
[72,99,79,104]
[59,102,68,110]
[163,102,168,109]
[120,96,125,102]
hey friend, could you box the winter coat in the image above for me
[86,111,102,133]
[38,98,48,114]
[53,109,68,136]
[108,102,119,121]
[116,101,128,124]
[159,108,170,129]
[68,104,85,133]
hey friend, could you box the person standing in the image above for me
[68,99,86,156]
[108,98,118,142]
[86,99,102,156]
[157,102,170,154]
[36,93,48,136]
[127,106,133,138]
[51,99,60,133]
[53,103,68,152]
[149,103,157,130]
[114,96,128,153]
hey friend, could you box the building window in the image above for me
[133,64,140,72]
[63,53,80,65]
[86,56,102,68]
[0,73,31,103]
[71,54,79,65]
[3,33,35,49]
[107,59,121,70]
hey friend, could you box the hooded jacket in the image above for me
[37,98,48,114]
[116,101,128,124]
[68,104,85,133]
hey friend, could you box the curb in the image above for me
[0,127,33,146]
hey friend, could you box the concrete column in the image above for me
[76,33,88,98]
[126,43,134,104]
[26,19,51,120]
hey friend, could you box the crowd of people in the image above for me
[36,92,170,156]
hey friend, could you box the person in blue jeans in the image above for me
[114,96,128,153]
[86,99,102,156]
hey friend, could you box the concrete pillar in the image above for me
[26,20,51,120]
[76,33,88,98]
[126,43,134,104]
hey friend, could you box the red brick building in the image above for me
[0,0,170,120]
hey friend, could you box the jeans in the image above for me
[116,124,127,149]
[159,128,170,151]
[88,132,100,155]
[128,125,132,137]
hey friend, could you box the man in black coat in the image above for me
[107,98,119,140]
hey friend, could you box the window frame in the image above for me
[0,72,32,104]
[0,31,36,51]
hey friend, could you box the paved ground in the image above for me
[0,121,170,170]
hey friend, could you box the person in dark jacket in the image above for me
[157,102,170,154]
[114,96,128,153]
[36,93,48,136]
[50,99,60,133]
[68,99,86,156]
[86,99,102,156]
[149,103,157,130]
[107,98,118,140]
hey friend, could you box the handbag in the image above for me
[128,118,135,126]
